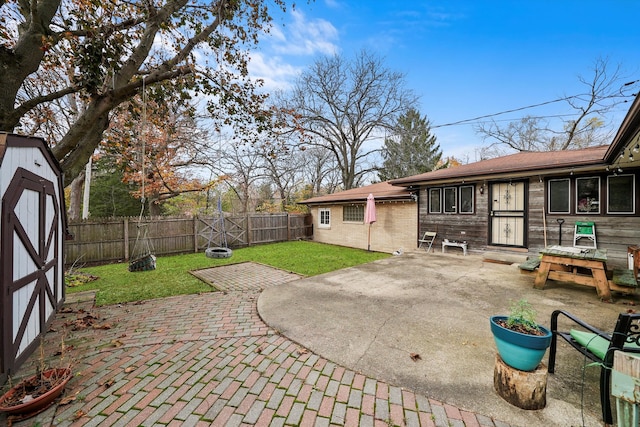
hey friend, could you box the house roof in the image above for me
[302,92,640,200]
[389,145,610,186]
[605,92,640,163]
[301,181,412,205]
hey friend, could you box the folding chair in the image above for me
[573,221,597,248]
[418,231,436,253]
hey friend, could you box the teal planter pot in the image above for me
[490,315,553,372]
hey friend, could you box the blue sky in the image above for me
[248,1,640,161]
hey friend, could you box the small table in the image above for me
[534,245,611,300]
[442,239,467,256]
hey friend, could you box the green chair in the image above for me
[573,221,596,248]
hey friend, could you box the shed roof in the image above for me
[301,181,412,205]
[0,133,63,176]
[389,145,610,186]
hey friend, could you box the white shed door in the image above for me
[2,167,61,376]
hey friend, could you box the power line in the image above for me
[452,108,632,127]
[431,85,639,129]
[432,96,572,128]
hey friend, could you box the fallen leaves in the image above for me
[111,339,124,348]
[93,323,112,330]
[59,393,77,405]
[62,313,112,331]
[59,307,82,314]
[102,378,115,388]
[65,272,98,287]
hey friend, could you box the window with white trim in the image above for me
[608,175,635,214]
[444,187,457,213]
[576,176,600,214]
[459,185,474,214]
[429,188,441,213]
[548,179,570,214]
[318,208,330,228]
[343,205,364,222]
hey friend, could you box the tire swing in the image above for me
[129,77,157,272]
[205,197,232,259]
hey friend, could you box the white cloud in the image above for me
[323,0,342,9]
[270,9,339,56]
[247,53,302,92]
[247,9,340,92]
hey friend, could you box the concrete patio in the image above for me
[260,250,640,426]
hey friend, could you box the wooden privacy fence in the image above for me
[65,213,313,266]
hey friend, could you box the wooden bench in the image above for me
[518,257,540,275]
[549,310,640,425]
[608,245,640,293]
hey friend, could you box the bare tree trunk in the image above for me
[149,200,161,216]
[67,170,86,221]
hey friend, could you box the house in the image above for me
[0,133,68,383]
[301,181,417,253]
[301,93,640,265]
[389,92,640,267]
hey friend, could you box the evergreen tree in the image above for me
[89,157,142,218]
[378,109,443,181]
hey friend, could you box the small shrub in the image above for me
[505,299,542,335]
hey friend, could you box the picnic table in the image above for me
[533,245,612,300]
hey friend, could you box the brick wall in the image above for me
[310,201,418,253]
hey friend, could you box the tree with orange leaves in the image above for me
[0,0,291,187]
[102,98,219,215]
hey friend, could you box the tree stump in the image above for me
[494,354,548,410]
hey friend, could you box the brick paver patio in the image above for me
[4,263,513,427]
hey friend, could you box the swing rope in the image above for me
[204,196,233,258]
[129,77,156,272]
[206,197,227,250]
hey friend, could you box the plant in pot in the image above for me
[0,336,73,420]
[490,299,552,372]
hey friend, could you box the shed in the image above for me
[0,133,67,384]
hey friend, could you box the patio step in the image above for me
[483,251,529,265]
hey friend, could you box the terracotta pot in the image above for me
[0,368,72,418]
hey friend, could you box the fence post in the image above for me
[246,213,251,245]
[193,216,198,253]
[124,217,129,260]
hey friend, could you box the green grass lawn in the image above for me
[67,241,390,306]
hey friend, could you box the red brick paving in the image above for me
[4,262,514,427]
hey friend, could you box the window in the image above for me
[548,179,570,214]
[444,187,457,213]
[318,208,330,228]
[429,188,441,213]
[429,185,477,214]
[576,177,600,214]
[459,186,474,214]
[608,175,635,214]
[343,205,364,222]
